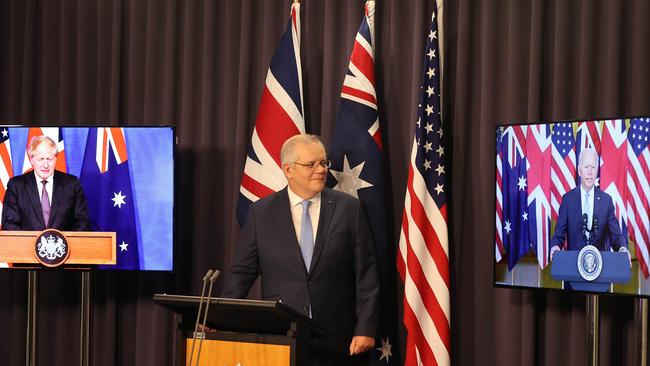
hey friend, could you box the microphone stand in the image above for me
[187,269,213,366]
[194,270,221,366]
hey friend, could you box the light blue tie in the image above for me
[299,200,314,272]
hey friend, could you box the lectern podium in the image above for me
[153,294,330,366]
[551,250,631,292]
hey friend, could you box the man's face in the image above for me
[578,151,598,191]
[29,144,57,180]
[283,142,327,199]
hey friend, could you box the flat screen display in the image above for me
[0,126,174,271]
[494,118,650,295]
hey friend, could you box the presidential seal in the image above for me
[577,245,602,281]
[34,230,70,267]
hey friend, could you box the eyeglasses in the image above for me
[293,160,332,169]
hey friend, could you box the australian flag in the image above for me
[80,128,139,270]
[327,2,397,364]
[501,126,532,271]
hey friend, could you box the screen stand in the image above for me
[26,270,37,366]
[80,271,92,366]
[586,294,599,366]
[635,298,648,366]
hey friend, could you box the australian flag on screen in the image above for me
[79,128,139,270]
[501,128,531,271]
[327,2,397,364]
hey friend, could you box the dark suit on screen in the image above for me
[550,187,626,251]
[222,187,380,365]
[1,170,90,231]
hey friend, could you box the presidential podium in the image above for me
[551,249,632,292]
[153,294,329,366]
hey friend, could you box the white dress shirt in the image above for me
[34,173,53,206]
[580,185,595,230]
[287,187,321,244]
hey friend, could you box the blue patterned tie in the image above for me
[585,192,590,230]
[299,200,314,272]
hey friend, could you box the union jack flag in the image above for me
[526,126,552,268]
[236,2,304,226]
[80,128,139,269]
[397,6,450,366]
[626,118,650,278]
[550,123,576,220]
[326,1,397,364]
[22,127,67,173]
[600,120,628,244]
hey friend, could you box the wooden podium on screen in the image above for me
[154,294,330,366]
[0,230,116,266]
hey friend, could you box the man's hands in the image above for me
[550,245,561,261]
[349,336,375,355]
[619,247,632,268]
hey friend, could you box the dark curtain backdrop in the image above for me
[0,0,649,365]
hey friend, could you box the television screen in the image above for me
[0,126,174,271]
[494,118,650,295]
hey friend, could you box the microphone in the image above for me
[592,218,599,243]
[188,269,213,366]
[194,270,221,366]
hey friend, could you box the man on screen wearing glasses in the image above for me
[223,134,380,366]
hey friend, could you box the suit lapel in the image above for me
[310,189,335,274]
[26,172,47,228]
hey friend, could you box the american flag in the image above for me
[236,2,304,225]
[550,123,576,220]
[626,118,650,278]
[397,6,450,366]
[495,128,504,263]
[0,127,13,219]
[326,1,397,364]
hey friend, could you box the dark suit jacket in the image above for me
[550,187,626,251]
[222,187,380,364]
[1,170,90,231]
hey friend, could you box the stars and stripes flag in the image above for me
[236,2,304,226]
[0,127,13,221]
[79,128,140,269]
[326,1,397,363]
[526,126,552,268]
[397,6,450,366]
[550,123,576,220]
[501,126,531,271]
[600,120,628,243]
[495,128,504,263]
[626,118,650,278]
[22,127,67,173]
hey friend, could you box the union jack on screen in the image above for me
[236,2,304,226]
[397,6,450,366]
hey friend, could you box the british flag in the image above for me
[397,6,450,366]
[626,118,650,278]
[526,125,552,269]
[550,123,576,220]
[600,120,628,244]
[236,2,304,226]
[22,127,67,173]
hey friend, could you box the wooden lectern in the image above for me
[154,294,330,366]
[0,230,116,266]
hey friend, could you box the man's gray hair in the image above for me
[280,134,326,166]
[28,135,58,158]
[578,147,598,168]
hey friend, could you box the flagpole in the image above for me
[585,294,599,366]
[634,298,647,366]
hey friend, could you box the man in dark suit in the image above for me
[1,135,90,231]
[223,134,380,365]
[550,148,628,260]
